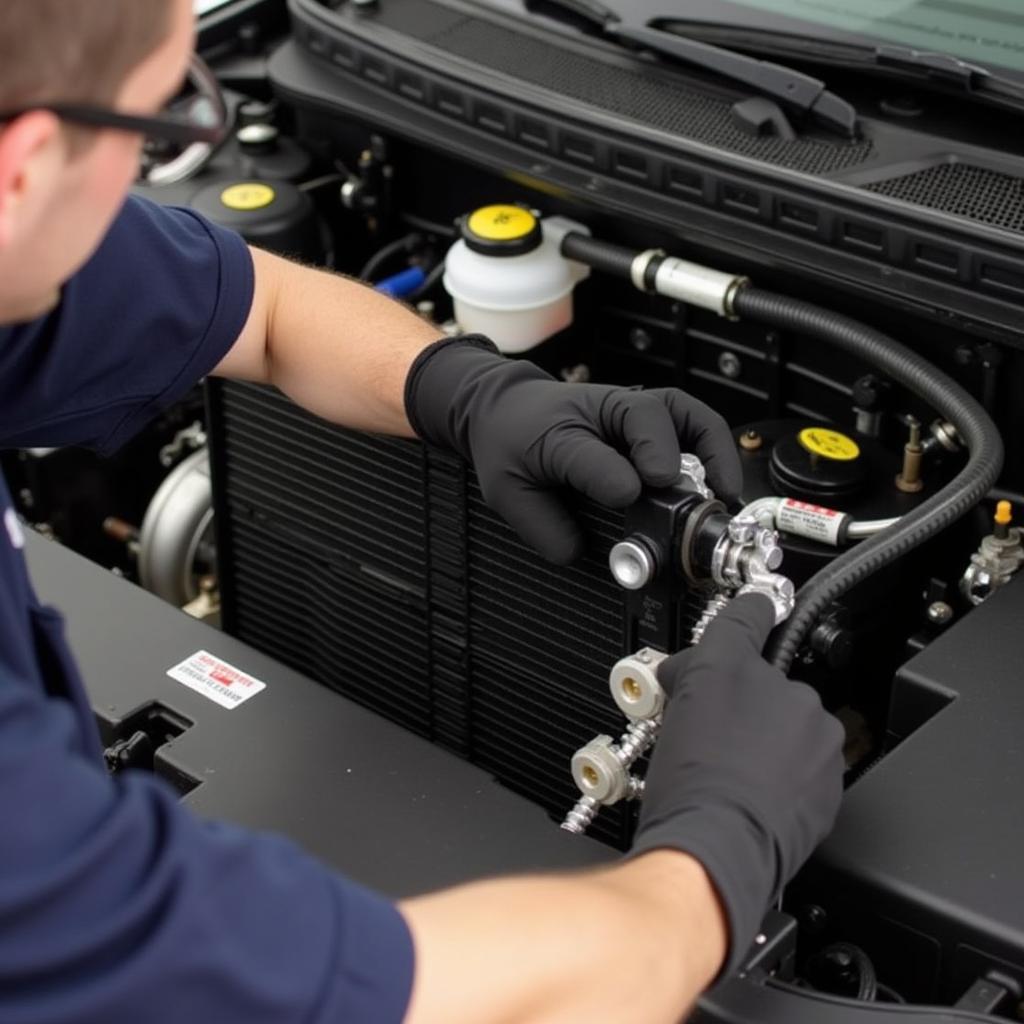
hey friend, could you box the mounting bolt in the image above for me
[896,418,925,494]
[739,429,763,452]
[927,600,954,625]
[718,351,742,379]
[629,327,654,353]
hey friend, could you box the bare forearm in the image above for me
[214,247,441,435]
[399,850,727,1024]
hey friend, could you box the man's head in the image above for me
[0,0,195,324]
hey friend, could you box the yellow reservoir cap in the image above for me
[467,204,538,242]
[798,427,861,462]
[221,183,276,212]
[996,500,1013,526]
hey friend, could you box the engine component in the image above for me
[563,455,794,836]
[443,207,591,352]
[560,233,747,318]
[894,420,926,494]
[548,228,1004,670]
[728,288,1004,674]
[960,501,1024,606]
[142,53,229,186]
[739,496,900,549]
[189,178,326,263]
[138,448,215,608]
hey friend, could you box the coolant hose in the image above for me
[731,287,1004,674]
[561,232,637,279]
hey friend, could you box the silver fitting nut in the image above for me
[571,736,630,805]
[609,649,668,720]
[679,453,713,499]
[728,514,758,545]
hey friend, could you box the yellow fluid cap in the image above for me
[467,204,538,241]
[798,427,861,462]
[996,500,1013,526]
[221,182,276,212]
[462,204,544,257]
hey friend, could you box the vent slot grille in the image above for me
[866,163,1024,233]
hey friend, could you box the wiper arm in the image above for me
[522,1,858,137]
[652,19,1024,115]
[609,22,858,137]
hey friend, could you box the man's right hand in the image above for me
[630,594,846,976]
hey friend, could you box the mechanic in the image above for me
[0,2,844,1022]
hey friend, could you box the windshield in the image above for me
[194,0,235,14]
[681,1,1024,74]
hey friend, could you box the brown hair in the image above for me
[0,0,174,109]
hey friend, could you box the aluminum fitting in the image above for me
[738,572,796,625]
[679,453,713,499]
[609,538,656,590]
[609,648,668,720]
[570,736,631,805]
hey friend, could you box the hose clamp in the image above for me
[630,249,665,293]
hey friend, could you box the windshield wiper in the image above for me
[522,0,859,137]
[654,20,1024,116]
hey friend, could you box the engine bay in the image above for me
[11,0,1024,1018]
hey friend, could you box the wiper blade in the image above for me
[654,20,1024,114]
[608,22,858,137]
[522,1,857,137]
[874,44,992,88]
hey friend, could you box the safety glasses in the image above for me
[0,54,230,150]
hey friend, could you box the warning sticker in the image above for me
[778,499,846,546]
[166,650,267,710]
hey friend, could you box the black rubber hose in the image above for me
[732,287,1004,674]
[561,232,637,280]
[359,232,422,282]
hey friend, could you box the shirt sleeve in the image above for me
[0,193,254,455]
[0,669,415,1024]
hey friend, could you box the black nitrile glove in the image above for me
[630,594,845,977]
[404,336,742,564]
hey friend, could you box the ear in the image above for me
[0,111,63,250]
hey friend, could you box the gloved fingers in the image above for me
[599,390,692,488]
[693,593,777,660]
[541,428,644,508]
[656,593,777,695]
[652,390,743,503]
[483,480,586,565]
[652,647,696,700]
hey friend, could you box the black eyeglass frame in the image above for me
[0,104,227,147]
[0,55,230,148]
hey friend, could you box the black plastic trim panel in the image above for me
[283,0,1024,340]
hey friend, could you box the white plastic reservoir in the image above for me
[443,205,591,353]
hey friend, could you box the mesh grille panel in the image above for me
[310,0,873,175]
[866,163,1024,232]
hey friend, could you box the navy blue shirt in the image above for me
[0,196,414,1022]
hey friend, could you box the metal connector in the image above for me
[653,257,749,318]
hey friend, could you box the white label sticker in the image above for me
[166,650,267,709]
[4,508,24,549]
[777,499,845,546]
